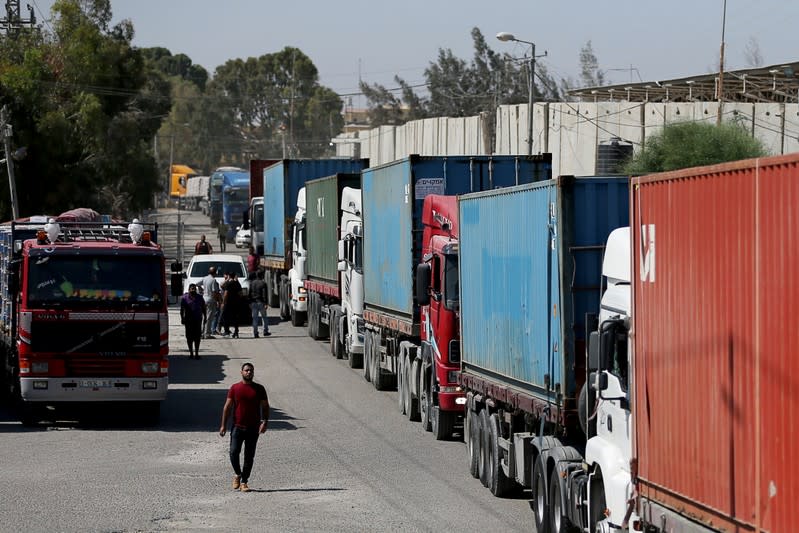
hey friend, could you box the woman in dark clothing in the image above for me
[180,283,206,358]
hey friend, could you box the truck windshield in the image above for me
[444,254,459,311]
[252,204,263,232]
[27,255,164,309]
[353,235,363,272]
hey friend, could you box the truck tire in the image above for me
[333,320,344,359]
[420,369,432,432]
[292,305,305,328]
[532,454,551,533]
[478,409,491,487]
[548,467,573,533]
[266,273,279,308]
[279,277,291,320]
[347,336,363,369]
[404,356,420,421]
[589,468,607,533]
[362,331,372,382]
[431,406,455,441]
[466,408,479,478]
[397,355,406,414]
[488,413,513,496]
[329,309,338,356]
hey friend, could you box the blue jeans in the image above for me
[251,301,269,334]
[229,426,260,483]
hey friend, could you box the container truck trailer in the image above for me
[261,159,368,323]
[456,176,629,533]
[596,154,797,533]
[0,211,168,425]
[248,159,279,255]
[360,154,552,440]
[303,174,360,354]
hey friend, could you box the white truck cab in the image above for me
[337,186,365,360]
[287,187,307,326]
[585,226,637,532]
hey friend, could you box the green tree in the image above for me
[208,47,343,158]
[579,40,605,88]
[0,0,168,219]
[141,47,209,91]
[622,121,768,175]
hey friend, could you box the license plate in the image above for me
[80,379,112,388]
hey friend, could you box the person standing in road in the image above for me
[195,234,213,255]
[246,245,260,275]
[249,270,270,338]
[219,362,270,493]
[217,222,228,252]
[180,283,206,359]
[221,271,242,338]
[201,266,221,339]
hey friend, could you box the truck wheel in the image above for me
[466,408,479,478]
[589,469,607,533]
[333,321,345,359]
[532,454,551,533]
[431,406,455,441]
[404,356,420,421]
[279,277,290,319]
[548,467,572,533]
[488,413,512,496]
[266,274,279,308]
[329,311,338,356]
[397,355,406,414]
[347,334,363,369]
[478,408,491,487]
[420,371,432,432]
[363,331,372,382]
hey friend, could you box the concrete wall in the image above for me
[336,102,799,171]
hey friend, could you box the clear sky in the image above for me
[31,0,799,101]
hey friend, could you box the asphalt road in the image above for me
[0,208,535,532]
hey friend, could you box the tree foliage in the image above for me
[622,121,768,175]
[359,27,568,128]
[0,0,168,219]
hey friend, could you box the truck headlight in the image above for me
[141,362,159,374]
[32,361,49,373]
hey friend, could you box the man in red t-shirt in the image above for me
[219,362,270,492]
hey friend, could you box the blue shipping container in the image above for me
[458,176,628,400]
[362,154,552,320]
[263,159,368,261]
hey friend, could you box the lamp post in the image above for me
[497,32,544,156]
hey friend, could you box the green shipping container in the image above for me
[306,173,360,285]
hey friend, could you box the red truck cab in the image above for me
[417,195,464,433]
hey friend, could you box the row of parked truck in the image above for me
[242,153,794,532]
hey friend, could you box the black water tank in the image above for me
[596,137,633,175]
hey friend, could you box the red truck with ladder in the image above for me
[0,210,169,425]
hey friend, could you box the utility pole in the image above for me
[717,0,727,126]
[0,1,36,35]
[0,106,20,220]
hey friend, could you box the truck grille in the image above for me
[30,320,160,354]
[66,358,127,377]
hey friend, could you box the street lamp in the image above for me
[497,32,545,156]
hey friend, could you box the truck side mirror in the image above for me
[587,331,600,371]
[590,371,608,392]
[8,261,19,294]
[337,260,346,272]
[170,261,182,273]
[415,263,431,306]
[337,240,345,262]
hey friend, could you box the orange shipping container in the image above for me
[631,154,799,532]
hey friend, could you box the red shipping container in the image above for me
[248,159,279,201]
[631,154,799,532]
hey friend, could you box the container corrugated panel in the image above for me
[459,176,628,397]
[362,154,553,319]
[263,159,368,260]
[306,173,359,283]
[632,154,798,533]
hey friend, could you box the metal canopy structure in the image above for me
[569,61,799,103]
